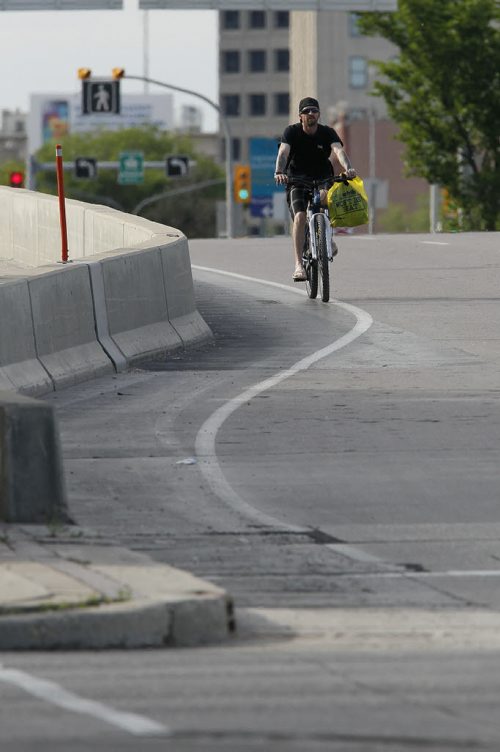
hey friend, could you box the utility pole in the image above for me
[143,11,150,93]
[123,74,233,239]
[368,107,377,235]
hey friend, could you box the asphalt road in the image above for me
[2,232,500,751]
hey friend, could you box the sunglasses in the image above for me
[301,108,319,114]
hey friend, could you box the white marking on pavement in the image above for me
[326,543,385,564]
[353,569,500,579]
[420,241,449,245]
[192,266,373,535]
[0,665,169,737]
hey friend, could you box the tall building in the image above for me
[0,109,27,163]
[219,8,291,163]
[219,9,427,226]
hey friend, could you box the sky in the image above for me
[0,0,218,131]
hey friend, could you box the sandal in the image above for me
[293,266,307,282]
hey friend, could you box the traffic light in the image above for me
[9,171,24,188]
[112,67,125,79]
[77,68,92,79]
[234,164,251,204]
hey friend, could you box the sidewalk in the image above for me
[0,524,234,650]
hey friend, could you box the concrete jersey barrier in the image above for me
[0,187,212,395]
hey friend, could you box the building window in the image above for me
[222,50,240,74]
[274,49,290,72]
[349,56,368,88]
[249,94,266,116]
[222,94,240,117]
[274,11,289,28]
[248,50,266,73]
[249,10,266,29]
[274,93,289,116]
[232,138,241,161]
[349,12,362,37]
[221,138,239,162]
[222,10,240,30]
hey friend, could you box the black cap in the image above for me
[299,97,319,113]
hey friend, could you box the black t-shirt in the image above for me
[281,123,343,179]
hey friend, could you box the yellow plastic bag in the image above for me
[327,176,369,228]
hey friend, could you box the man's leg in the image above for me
[292,211,306,277]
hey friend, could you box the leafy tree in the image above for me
[358,0,500,230]
[378,193,429,233]
[34,126,224,238]
[0,160,25,187]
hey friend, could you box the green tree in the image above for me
[378,193,429,233]
[359,0,500,230]
[35,126,224,238]
[0,160,25,187]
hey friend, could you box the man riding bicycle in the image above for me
[274,97,357,282]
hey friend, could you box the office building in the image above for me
[219,9,427,226]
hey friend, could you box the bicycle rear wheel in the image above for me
[316,218,330,303]
[303,225,318,299]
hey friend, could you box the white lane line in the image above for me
[192,265,373,533]
[326,543,386,564]
[0,665,169,737]
[334,570,500,579]
[420,241,449,246]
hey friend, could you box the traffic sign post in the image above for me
[74,157,97,179]
[82,79,121,115]
[166,155,189,177]
[118,152,144,185]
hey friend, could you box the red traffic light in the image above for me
[9,171,24,188]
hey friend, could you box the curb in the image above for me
[0,593,235,650]
[0,527,235,650]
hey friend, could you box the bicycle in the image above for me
[293,176,349,303]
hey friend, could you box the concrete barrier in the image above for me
[97,246,182,364]
[0,187,212,395]
[28,265,114,389]
[0,391,70,523]
[159,238,212,346]
[0,279,53,395]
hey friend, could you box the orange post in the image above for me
[55,144,69,263]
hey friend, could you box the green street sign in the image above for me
[118,151,144,185]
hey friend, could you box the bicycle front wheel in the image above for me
[316,218,330,303]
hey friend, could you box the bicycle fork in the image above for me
[307,211,335,262]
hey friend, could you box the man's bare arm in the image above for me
[274,143,290,185]
[331,143,356,177]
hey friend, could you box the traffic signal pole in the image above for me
[122,74,233,239]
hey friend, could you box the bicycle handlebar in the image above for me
[285,174,350,188]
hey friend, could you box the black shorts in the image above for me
[286,178,332,219]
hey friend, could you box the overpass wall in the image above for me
[0,187,211,395]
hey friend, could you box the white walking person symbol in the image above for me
[93,84,110,112]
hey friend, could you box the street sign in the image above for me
[74,157,97,179]
[82,80,120,115]
[249,137,281,219]
[166,155,189,177]
[0,1,122,8]
[363,178,389,209]
[139,1,396,8]
[118,152,144,185]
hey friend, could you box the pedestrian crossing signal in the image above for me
[234,165,251,204]
[81,79,121,115]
